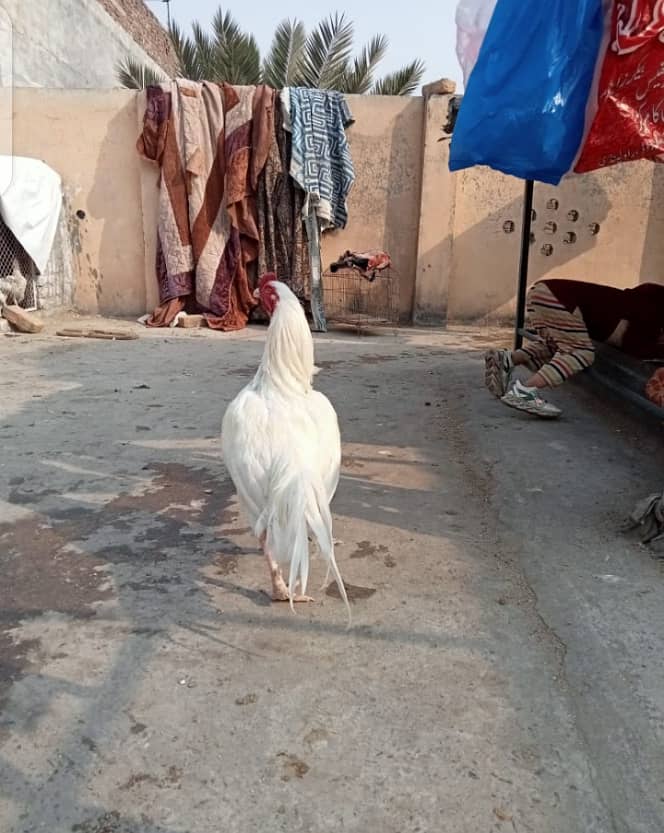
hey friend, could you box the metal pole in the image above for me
[514,178,534,350]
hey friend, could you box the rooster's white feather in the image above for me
[221,281,350,619]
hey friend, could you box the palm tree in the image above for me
[118,11,425,96]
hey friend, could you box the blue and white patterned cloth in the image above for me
[287,88,355,230]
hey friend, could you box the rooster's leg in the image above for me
[260,534,314,603]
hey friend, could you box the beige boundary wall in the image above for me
[8,88,664,324]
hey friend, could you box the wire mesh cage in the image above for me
[322,268,399,331]
[0,215,39,309]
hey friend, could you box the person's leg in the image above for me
[485,290,554,398]
[523,284,595,389]
[512,348,539,367]
[485,343,553,397]
[501,283,594,417]
[516,340,555,373]
[521,341,559,388]
[526,340,595,388]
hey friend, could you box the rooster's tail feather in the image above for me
[264,456,351,624]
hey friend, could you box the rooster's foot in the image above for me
[271,592,315,603]
[270,575,314,603]
[263,544,315,604]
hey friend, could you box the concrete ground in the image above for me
[1,317,663,833]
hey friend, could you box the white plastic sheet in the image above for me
[455,0,498,87]
[0,156,62,274]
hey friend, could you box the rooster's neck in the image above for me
[256,298,315,396]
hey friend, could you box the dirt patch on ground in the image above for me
[350,540,389,559]
[0,513,110,714]
[277,752,310,781]
[0,462,235,715]
[326,582,377,602]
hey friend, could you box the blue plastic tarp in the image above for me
[449,0,607,185]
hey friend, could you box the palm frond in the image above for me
[301,13,354,90]
[263,19,307,88]
[211,8,244,46]
[340,34,388,94]
[117,56,166,90]
[191,20,214,54]
[206,8,261,84]
[373,59,426,96]
[169,21,200,79]
[223,32,262,85]
[190,20,217,79]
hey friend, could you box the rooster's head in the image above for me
[254,273,279,316]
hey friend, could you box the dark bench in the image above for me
[589,341,664,419]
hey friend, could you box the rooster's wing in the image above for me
[221,388,272,531]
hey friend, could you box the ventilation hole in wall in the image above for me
[546,198,559,210]
[567,209,579,222]
[543,221,557,234]
[530,232,536,244]
[589,222,600,236]
[540,244,554,256]
[531,209,537,222]
[563,232,577,244]
[76,209,86,220]
[502,220,515,234]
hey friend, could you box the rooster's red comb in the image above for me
[259,272,277,289]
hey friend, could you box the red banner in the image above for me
[576,0,664,173]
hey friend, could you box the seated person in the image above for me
[485,279,664,418]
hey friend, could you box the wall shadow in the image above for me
[383,99,426,322]
[86,99,148,318]
[445,175,612,320]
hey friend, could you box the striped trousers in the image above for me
[521,282,595,387]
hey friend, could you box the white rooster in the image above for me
[222,273,350,618]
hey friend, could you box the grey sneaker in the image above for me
[485,349,514,397]
[501,380,561,419]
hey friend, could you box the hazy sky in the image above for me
[150,0,462,90]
